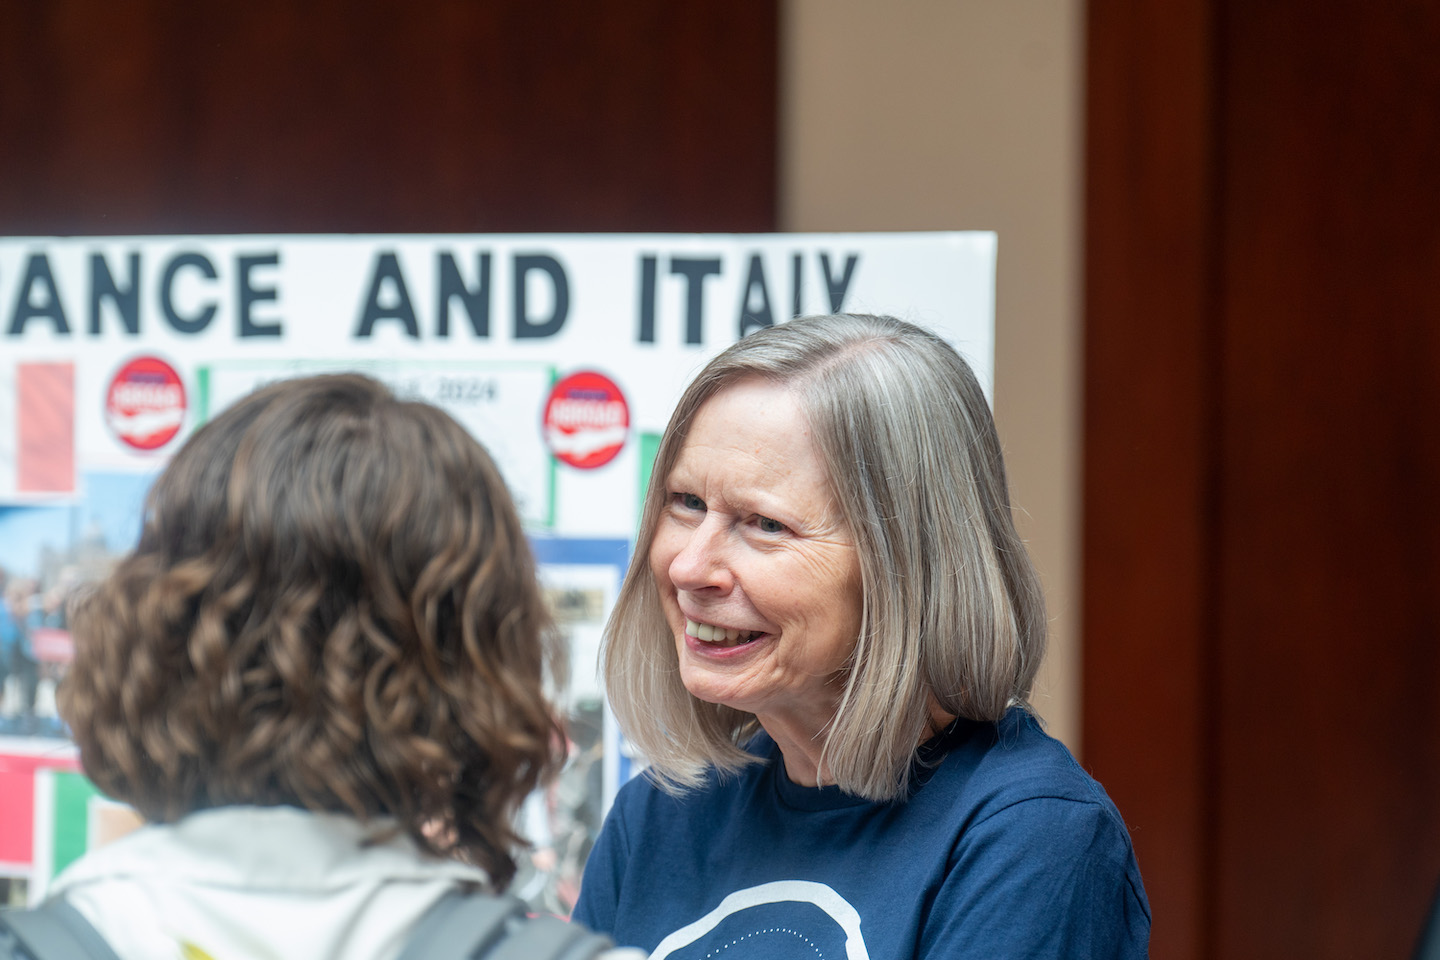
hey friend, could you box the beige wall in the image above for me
[780,0,1084,750]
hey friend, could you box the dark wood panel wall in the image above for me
[0,1,777,235]
[1085,2,1440,959]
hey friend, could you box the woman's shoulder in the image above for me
[608,735,779,822]
[930,708,1128,823]
[928,710,1150,921]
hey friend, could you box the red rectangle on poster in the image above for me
[17,363,75,493]
[0,750,81,870]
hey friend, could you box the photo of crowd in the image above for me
[0,562,90,738]
[0,477,148,740]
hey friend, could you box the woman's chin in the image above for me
[679,662,758,709]
[680,680,742,710]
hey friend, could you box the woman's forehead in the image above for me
[666,384,840,514]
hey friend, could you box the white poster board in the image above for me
[0,232,995,905]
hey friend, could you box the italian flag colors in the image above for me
[0,362,75,501]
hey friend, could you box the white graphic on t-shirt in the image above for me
[649,880,869,960]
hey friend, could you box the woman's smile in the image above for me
[684,617,763,646]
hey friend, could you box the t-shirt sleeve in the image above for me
[921,796,1151,959]
[571,792,632,937]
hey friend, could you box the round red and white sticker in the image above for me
[105,356,187,451]
[542,371,630,469]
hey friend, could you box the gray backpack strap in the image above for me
[395,891,522,960]
[396,889,615,960]
[484,914,615,960]
[0,898,124,960]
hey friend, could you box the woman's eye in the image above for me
[757,516,785,534]
[679,492,705,511]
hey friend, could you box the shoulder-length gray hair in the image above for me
[603,314,1047,802]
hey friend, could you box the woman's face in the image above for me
[649,377,863,738]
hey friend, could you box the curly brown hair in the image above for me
[59,373,563,888]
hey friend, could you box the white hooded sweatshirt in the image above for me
[45,806,636,960]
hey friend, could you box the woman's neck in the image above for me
[755,711,830,787]
[760,696,959,789]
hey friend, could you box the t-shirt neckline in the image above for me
[763,717,987,812]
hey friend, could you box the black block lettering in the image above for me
[89,252,140,335]
[437,252,491,337]
[355,252,419,338]
[160,252,219,334]
[820,253,860,312]
[637,255,658,343]
[737,254,773,337]
[791,253,803,319]
[237,253,282,337]
[513,254,569,339]
[7,253,71,335]
[670,258,722,344]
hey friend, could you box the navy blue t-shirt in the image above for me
[574,708,1150,959]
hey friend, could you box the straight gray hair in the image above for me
[602,314,1047,801]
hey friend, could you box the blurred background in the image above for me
[1,2,1436,957]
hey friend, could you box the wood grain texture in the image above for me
[1086,1,1440,958]
[1212,3,1440,958]
[1083,1,1219,957]
[0,0,777,234]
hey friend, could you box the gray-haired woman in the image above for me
[574,314,1150,959]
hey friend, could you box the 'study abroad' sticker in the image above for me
[542,370,629,469]
[105,356,187,451]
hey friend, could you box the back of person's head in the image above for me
[60,373,561,887]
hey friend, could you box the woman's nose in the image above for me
[668,518,733,593]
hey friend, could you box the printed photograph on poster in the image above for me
[523,537,632,917]
[0,472,155,740]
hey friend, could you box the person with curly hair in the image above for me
[32,374,633,960]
